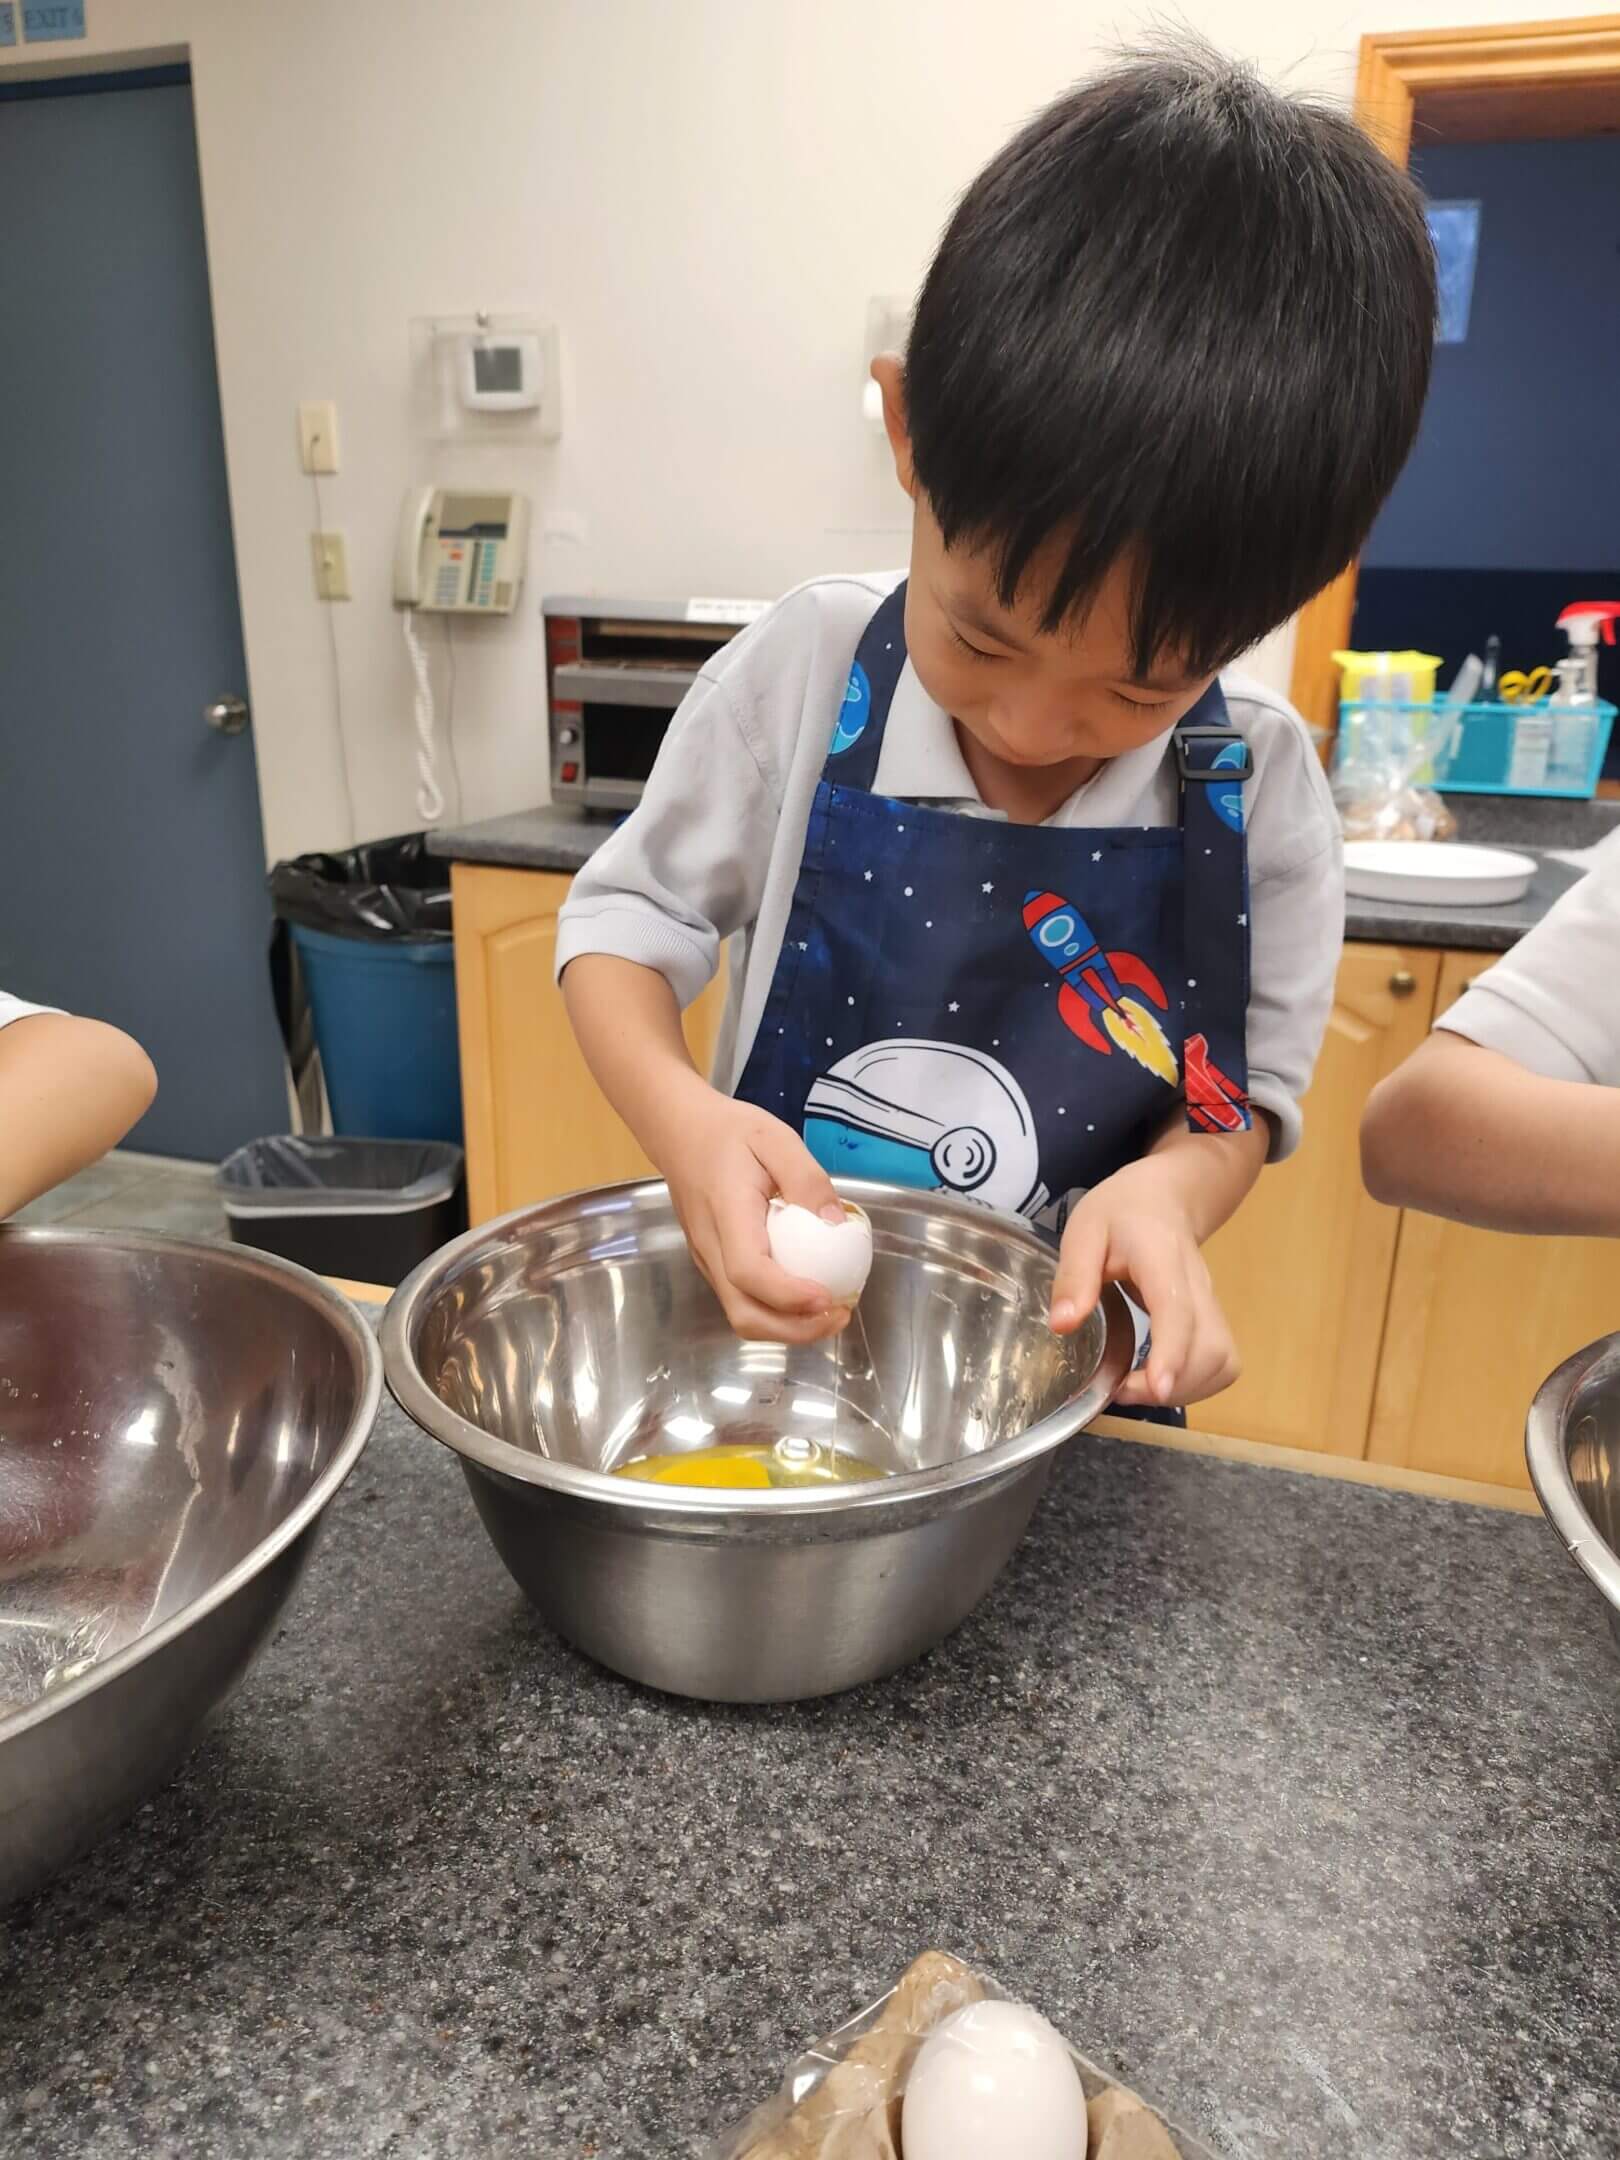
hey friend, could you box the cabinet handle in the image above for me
[1389,969,1417,996]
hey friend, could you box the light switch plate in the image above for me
[298,402,339,474]
[311,531,350,601]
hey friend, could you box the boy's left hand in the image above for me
[1049,1159,1240,1409]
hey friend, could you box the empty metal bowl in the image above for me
[1527,1330,1620,1650]
[0,1227,381,1903]
[383,1180,1132,1702]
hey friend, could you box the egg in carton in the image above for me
[713,1950,1214,2160]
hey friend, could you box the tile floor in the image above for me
[11,1149,228,1240]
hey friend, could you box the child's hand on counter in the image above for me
[1049,1155,1243,1409]
[664,1094,853,1344]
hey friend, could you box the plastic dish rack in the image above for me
[1336,696,1617,799]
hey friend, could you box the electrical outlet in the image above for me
[311,531,350,600]
[298,402,340,474]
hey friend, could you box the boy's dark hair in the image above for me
[904,43,1436,677]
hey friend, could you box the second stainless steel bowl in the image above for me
[1527,1329,1620,1652]
[383,1180,1132,1701]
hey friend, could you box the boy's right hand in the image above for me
[660,1093,852,1343]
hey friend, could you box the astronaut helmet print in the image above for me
[802,1039,1050,1219]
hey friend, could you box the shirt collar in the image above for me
[870,658,1180,825]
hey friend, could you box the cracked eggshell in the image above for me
[765,1199,874,1304]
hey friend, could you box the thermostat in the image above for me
[458,332,544,413]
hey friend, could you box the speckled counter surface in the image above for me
[4,1401,1618,2159]
[431,798,1620,952]
[426,805,613,874]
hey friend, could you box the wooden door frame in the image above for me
[1288,14,1620,737]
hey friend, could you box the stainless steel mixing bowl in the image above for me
[1527,1329,1620,1650]
[0,1226,381,1902]
[383,1179,1133,1701]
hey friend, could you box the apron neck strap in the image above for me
[823,582,909,789]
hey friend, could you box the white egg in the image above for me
[901,2000,1088,2160]
[765,1198,874,1304]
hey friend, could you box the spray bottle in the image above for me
[1556,602,1620,703]
[1549,604,1619,789]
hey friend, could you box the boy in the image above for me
[0,990,157,1218]
[1362,847,1620,1232]
[560,46,1435,1411]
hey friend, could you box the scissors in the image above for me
[1500,666,1554,703]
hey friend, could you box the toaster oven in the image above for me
[544,595,768,812]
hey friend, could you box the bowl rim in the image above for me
[0,1224,383,1745]
[382,1178,1136,1521]
[1526,1330,1620,1615]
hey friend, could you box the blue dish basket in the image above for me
[1336,696,1617,799]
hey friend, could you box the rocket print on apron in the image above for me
[734,582,1252,1216]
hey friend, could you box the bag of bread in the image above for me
[707,1951,1215,2160]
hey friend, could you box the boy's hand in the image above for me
[662,1092,852,1344]
[1049,1158,1240,1409]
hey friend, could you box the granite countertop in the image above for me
[427,805,610,875]
[3,1399,1617,2157]
[429,798,1620,953]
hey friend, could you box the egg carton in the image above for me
[711,1949,1217,2160]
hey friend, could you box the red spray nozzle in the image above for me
[1558,602,1620,647]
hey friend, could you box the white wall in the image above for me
[4,0,1611,859]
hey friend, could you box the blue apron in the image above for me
[734,581,1252,1218]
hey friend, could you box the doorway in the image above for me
[1288,16,1620,741]
[0,65,288,1160]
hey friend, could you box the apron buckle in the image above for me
[1175,726,1253,783]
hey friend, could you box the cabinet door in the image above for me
[1368,952,1620,1488]
[452,864,724,1222]
[1189,944,1440,1454]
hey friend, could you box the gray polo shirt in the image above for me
[556,571,1344,1159]
[1438,843,1620,1084]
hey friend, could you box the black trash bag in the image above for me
[267,832,452,942]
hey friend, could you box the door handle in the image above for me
[1389,968,1417,996]
[204,695,249,737]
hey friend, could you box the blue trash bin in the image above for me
[289,923,463,1145]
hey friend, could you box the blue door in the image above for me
[0,68,287,1160]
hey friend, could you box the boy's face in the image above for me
[873,358,1216,770]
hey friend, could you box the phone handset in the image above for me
[394,486,446,824]
[392,485,437,609]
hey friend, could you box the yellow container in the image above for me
[1332,649,1443,702]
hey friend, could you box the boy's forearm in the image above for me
[1142,1109,1271,1240]
[1363,1033,1620,1235]
[561,955,716,1168]
[0,1016,156,1218]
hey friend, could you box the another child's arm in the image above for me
[1049,1115,1268,1408]
[1362,1032,1620,1234]
[563,954,851,1342]
[0,1010,157,1218]
[1362,851,1620,1235]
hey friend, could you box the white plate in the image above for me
[1344,841,1538,908]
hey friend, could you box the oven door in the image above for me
[551,662,697,811]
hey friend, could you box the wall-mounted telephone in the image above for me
[392,486,530,613]
[394,487,530,825]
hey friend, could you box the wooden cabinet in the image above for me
[1367,954,1620,1489]
[450,864,725,1223]
[1190,945,1440,1455]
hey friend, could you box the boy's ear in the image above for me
[870,354,916,499]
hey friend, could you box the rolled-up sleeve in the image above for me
[1245,833,1344,1159]
[1237,713,1345,1161]
[555,673,780,1010]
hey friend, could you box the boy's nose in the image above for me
[990,696,1073,755]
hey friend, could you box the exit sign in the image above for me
[22,0,85,38]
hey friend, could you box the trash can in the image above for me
[268,835,462,1145]
[218,1136,466,1288]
